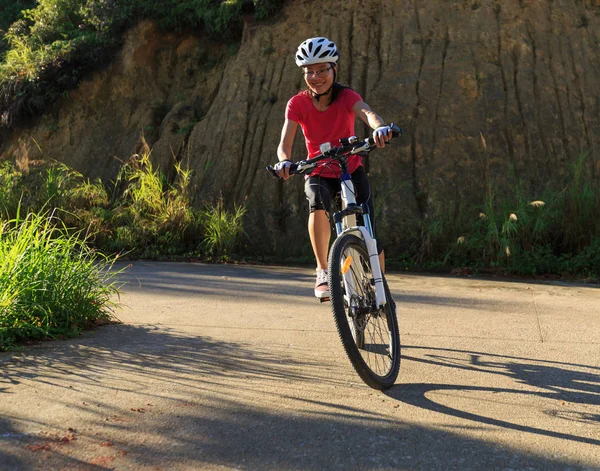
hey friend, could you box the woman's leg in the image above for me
[305,175,338,298]
[305,176,337,269]
[309,210,330,270]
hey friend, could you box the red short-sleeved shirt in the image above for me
[286,88,363,178]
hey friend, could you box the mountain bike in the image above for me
[267,124,402,390]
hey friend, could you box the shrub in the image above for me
[0,212,121,350]
[0,0,282,126]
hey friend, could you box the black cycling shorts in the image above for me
[304,166,383,254]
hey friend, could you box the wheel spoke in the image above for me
[342,247,392,375]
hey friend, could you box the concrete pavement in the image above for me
[1,261,599,470]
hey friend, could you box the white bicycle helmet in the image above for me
[295,37,339,67]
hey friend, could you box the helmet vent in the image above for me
[295,37,339,67]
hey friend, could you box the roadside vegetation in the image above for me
[0,151,248,350]
[0,0,281,126]
[0,154,247,261]
[1,147,598,279]
[0,212,121,350]
[388,150,600,279]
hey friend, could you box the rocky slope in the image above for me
[1,0,599,257]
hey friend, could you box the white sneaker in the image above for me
[314,269,329,299]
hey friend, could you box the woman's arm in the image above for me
[352,100,391,148]
[276,118,298,180]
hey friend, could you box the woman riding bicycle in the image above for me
[274,37,392,300]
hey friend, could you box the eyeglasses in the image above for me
[302,66,333,78]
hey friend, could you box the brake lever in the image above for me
[266,165,279,178]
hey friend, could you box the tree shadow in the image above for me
[1,395,593,470]
[1,330,597,469]
[388,345,600,446]
[115,261,316,302]
[0,323,344,398]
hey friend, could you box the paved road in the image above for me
[1,262,599,470]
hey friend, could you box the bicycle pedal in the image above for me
[318,297,330,303]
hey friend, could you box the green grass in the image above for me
[0,211,121,350]
[200,195,247,261]
[107,152,198,257]
[0,152,249,261]
[2,145,597,279]
[398,151,600,279]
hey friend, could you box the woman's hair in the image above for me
[330,82,351,104]
[301,82,352,105]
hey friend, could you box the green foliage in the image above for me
[0,153,249,260]
[0,0,282,126]
[2,146,596,278]
[0,0,36,56]
[0,212,121,350]
[200,195,247,260]
[107,153,197,257]
[0,161,23,218]
[405,152,600,278]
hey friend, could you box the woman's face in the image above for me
[302,62,336,95]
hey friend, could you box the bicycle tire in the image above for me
[328,233,400,390]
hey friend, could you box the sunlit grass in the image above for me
[0,211,122,350]
[200,195,247,260]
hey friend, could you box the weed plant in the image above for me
[2,146,596,277]
[0,211,121,350]
[200,195,247,260]
[0,153,248,260]
[107,153,197,257]
[413,152,600,278]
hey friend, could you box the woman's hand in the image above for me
[373,125,392,148]
[274,160,293,180]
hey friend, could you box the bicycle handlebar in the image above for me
[267,123,403,179]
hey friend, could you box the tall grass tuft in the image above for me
[200,195,247,260]
[428,151,600,277]
[110,152,197,256]
[0,211,121,350]
[0,160,23,218]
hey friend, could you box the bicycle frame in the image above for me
[267,123,402,309]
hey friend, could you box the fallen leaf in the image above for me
[26,444,51,452]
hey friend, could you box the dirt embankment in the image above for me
[1,0,599,256]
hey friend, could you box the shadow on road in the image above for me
[388,345,600,446]
[116,261,316,302]
[1,327,598,469]
[0,323,341,396]
[2,261,598,469]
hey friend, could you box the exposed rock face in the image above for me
[1,0,599,257]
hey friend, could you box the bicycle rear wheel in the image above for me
[328,234,400,390]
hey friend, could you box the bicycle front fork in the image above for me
[338,223,387,309]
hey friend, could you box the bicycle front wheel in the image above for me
[328,234,400,390]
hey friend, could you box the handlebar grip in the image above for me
[266,165,278,178]
[266,163,299,179]
[367,123,402,147]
